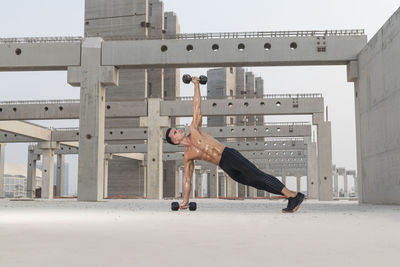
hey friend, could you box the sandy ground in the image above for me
[0,198,399,267]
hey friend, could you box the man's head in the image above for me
[165,128,186,145]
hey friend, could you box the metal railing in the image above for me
[53,127,79,131]
[0,36,83,44]
[176,122,310,128]
[165,93,322,101]
[0,99,80,105]
[105,29,365,41]
[264,137,305,142]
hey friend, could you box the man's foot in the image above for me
[282,192,305,213]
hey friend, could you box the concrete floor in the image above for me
[0,198,399,267]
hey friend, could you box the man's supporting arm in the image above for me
[191,78,202,128]
[181,159,194,208]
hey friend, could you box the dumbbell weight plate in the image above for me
[182,74,192,84]
[171,202,179,211]
[199,75,208,85]
[189,202,197,211]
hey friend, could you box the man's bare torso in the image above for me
[184,125,225,165]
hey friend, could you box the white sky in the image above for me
[1,0,399,193]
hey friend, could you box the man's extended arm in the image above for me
[191,77,202,128]
[181,159,194,208]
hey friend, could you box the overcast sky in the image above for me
[1,0,399,193]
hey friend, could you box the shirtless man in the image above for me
[165,76,305,213]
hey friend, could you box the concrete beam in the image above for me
[0,96,319,120]
[102,32,367,68]
[0,37,81,71]
[48,124,310,142]
[0,100,146,120]
[32,140,307,156]
[0,121,51,141]
[161,96,324,116]
[163,150,307,161]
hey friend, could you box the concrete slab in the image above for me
[0,199,399,267]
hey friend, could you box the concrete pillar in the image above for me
[238,183,246,198]
[0,144,5,198]
[226,178,238,198]
[354,174,358,197]
[208,166,218,198]
[296,176,301,192]
[38,142,58,199]
[55,154,65,197]
[344,171,348,198]
[175,167,180,198]
[140,98,170,199]
[190,169,195,199]
[195,169,202,197]
[103,154,112,199]
[305,136,318,199]
[67,37,119,201]
[26,145,39,198]
[334,171,339,198]
[219,174,227,198]
[313,113,333,201]
[247,186,257,198]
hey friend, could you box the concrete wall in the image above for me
[354,7,400,204]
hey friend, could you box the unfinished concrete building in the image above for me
[84,0,180,198]
[1,1,399,204]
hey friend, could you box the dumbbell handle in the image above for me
[182,74,207,85]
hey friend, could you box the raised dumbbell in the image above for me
[171,201,197,211]
[182,74,207,85]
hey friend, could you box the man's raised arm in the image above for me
[191,77,202,128]
[181,159,194,209]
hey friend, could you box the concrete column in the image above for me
[103,154,112,199]
[313,113,333,201]
[175,167,180,198]
[226,178,238,198]
[140,98,170,199]
[26,145,39,198]
[247,186,257,198]
[219,174,227,198]
[68,37,119,201]
[39,143,57,199]
[55,154,65,197]
[344,171,349,198]
[296,176,301,192]
[257,190,265,197]
[190,169,195,199]
[208,166,218,198]
[238,183,246,198]
[195,169,202,197]
[0,144,5,198]
[334,171,339,198]
[305,136,318,199]
[354,174,358,197]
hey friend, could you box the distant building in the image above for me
[3,163,42,198]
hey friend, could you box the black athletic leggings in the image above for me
[218,147,285,195]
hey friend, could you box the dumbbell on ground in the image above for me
[182,74,207,85]
[171,201,197,211]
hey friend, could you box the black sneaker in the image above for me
[282,192,305,213]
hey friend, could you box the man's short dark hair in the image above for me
[165,128,177,145]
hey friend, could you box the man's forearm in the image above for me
[182,176,191,203]
[193,82,201,110]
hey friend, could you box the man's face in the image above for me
[168,128,185,144]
